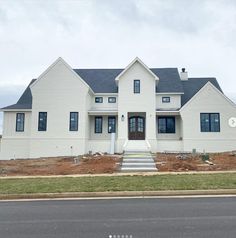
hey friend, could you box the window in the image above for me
[16,113,25,132]
[95,117,103,133]
[108,117,116,133]
[69,112,78,131]
[134,80,140,93]
[158,117,175,133]
[200,113,220,132]
[108,97,116,103]
[38,112,47,131]
[162,97,170,103]
[95,97,103,103]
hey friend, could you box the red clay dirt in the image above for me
[155,152,236,172]
[0,155,122,176]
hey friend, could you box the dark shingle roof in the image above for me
[74,69,122,93]
[2,69,223,110]
[74,68,184,93]
[151,68,184,93]
[181,78,223,106]
[2,79,36,110]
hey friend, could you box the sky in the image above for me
[0,0,236,132]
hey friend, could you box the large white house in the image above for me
[1,57,236,159]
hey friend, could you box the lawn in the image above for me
[0,173,236,194]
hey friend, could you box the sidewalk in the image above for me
[0,170,236,179]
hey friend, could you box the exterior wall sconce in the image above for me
[121,115,125,121]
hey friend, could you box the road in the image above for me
[0,197,236,238]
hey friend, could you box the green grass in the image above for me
[0,173,236,194]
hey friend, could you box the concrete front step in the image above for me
[121,150,157,172]
[121,167,157,171]
[123,159,154,163]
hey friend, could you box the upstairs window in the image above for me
[108,116,116,133]
[134,80,140,93]
[108,97,116,103]
[200,113,220,132]
[38,112,47,131]
[95,97,103,103]
[162,97,170,103]
[95,117,103,133]
[158,116,175,134]
[69,112,78,131]
[16,113,25,132]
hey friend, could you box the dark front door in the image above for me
[128,116,145,140]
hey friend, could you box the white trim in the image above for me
[115,57,159,81]
[88,110,118,115]
[180,82,236,112]
[30,57,95,94]
[156,92,184,95]
[1,109,32,112]
[94,93,118,96]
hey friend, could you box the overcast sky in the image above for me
[0,0,236,132]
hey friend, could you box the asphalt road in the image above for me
[0,197,236,238]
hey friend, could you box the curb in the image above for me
[1,189,236,200]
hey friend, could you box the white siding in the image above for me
[117,61,156,151]
[156,94,181,110]
[29,59,90,158]
[181,83,236,152]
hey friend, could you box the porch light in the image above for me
[121,115,125,121]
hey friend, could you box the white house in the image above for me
[1,57,236,160]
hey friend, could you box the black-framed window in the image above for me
[200,113,220,132]
[134,80,140,93]
[16,113,25,132]
[108,97,116,103]
[38,112,47,131]
[108,116,116,133]
[158,116,175,133]
[69,112,78,131]
[162,97,170,103]
[95,116,103,133]
[95,97,103,103]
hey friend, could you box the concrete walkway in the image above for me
[120,151,157,172]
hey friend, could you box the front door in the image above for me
[128,116,145,140]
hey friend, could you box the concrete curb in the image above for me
[1,189,236,200]
[1,170,236,179]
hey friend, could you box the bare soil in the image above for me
[155,152,236,172]
[0,154,122,176]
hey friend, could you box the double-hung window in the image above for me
[200,113,220,132]
[16,113,25,132]
[38,112,47,131]
[134,80,140,93]
[69,112,78,131]
[95,117,103,133]
[158,116,175,133]
[108,116,116,133]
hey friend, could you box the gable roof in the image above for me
[181,77,223,106]
[2,79,36,110]
[1,68,223,110]
[115,57,159,81]
[74,68,183,93]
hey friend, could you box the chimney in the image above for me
[180,68,188,80]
